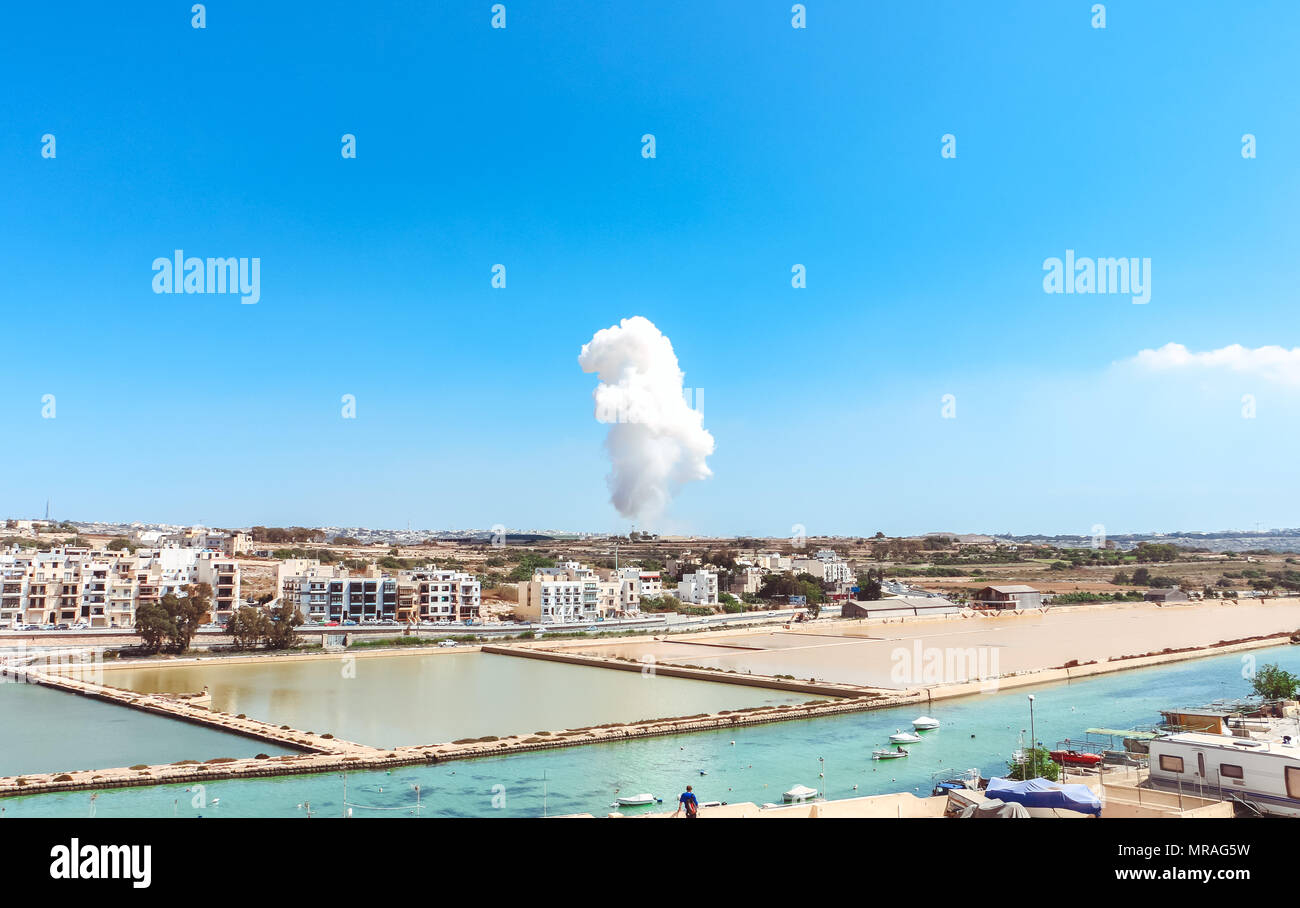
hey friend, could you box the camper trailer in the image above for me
[1147,732,1300,817]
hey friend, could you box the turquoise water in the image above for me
[3,644,1295,817]
[0,681,294,777]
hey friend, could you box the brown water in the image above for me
[101,651,809,747]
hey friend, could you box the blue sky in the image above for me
[3,1,1299,537]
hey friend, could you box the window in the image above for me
[1219,763,1243,780]
[1286,767,1300,800]
[1159,754,1184,773]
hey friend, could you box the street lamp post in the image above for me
[1028,694,1037,779]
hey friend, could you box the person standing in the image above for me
[672,784,699,818]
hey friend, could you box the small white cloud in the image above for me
[1131,342,1300,386]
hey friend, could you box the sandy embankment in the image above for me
[547,598,1300,688]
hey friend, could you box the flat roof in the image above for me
[1086,728,1159,739]
[1160,732,1300,754]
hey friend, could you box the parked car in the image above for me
[437,639,458,648]
[342,620,357,626]
[71,622,89,630]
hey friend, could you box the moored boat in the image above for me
[613,793,661,807]
[889,729,923,744]
[872,747,909,760]
[912,716,941,730]
[782,784,819,802]
[1049,749,1102,767]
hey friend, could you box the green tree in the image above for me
[266,602,304,650]
[151,584,210,653]
[856,568,883,601]
[134,601,173,653]
[512,555,558,581]
[1006,746,1059,782]
[1251,662,1300,700]
[226,606,270,650]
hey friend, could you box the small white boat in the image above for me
[889,729,923,744]
[613,793,660,807]
[872,748,909,760]
[912,716,941,730]
[782,784,819,802]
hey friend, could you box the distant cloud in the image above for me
[1131,343,1300,386]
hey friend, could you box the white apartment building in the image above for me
[678,569,719,606]
[793,554,853,585]
[401,568,482,622]
[279,563,349,617]
[752,553,793,572]
[730,565,764,596]
[516,576,592,624]
[515,559,648,624]
[619,567,662,599]
[281,571,398,623]
[0,545,240,628]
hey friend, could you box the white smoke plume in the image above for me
[578,316,714,521]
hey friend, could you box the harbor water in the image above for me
[0,680,293,777]
[5,643,1296,817]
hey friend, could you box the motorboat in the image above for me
[889,729,923,744]
[612,793,661,807]
[872,748,909,760]
[930,767,982,796]
[1049,749,1102,767]
[912,716,941,730]
[782,784,819,802]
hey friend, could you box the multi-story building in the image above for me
[793,553,853,585]
[516,561,649,624]
[0,544,240,628]
[515,576,590,624]
[620,567,661,600]
[159,526,250,557]
[313,577,397,622]
[401,568,482,623]
[516,563,596,625]
[279,562,354,619]
[729,565,764,596]
[678,569,719,606]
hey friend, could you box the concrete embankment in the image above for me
[478,644,881,698]
[2,627,1295,800]
[0,679,918,799]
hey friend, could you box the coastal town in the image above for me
[4,516,1300,827]
[8,1,1297,888]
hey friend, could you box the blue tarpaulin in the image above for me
[984,777,1102,816]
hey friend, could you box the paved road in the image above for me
[0,604,844,651]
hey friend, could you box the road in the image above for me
[0,604,843,650]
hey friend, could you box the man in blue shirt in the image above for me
[672,785,699,818]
